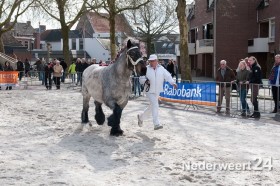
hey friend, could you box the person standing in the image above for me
[45,62,53,90]
[173,60,179,83]
[4,61,14,90]
[269,54,280,113]
[16,59,24,81]
[166,60,175,77]
[248,56,262,118]
[60,59,67,83]
[68,61,77,84]
[80,58,89,86]
[53,60,63,89]
[216,60,235,114]
[234,60,250,116]
[137,54,177,130]
[24,58,30,77]
[75,58,82,86]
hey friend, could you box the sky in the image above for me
[18,0,194,30]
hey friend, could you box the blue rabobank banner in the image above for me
[159,82,216,106]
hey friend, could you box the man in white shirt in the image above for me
[137,54,177,130]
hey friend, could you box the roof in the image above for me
[97,38,111,50]
[40,29,82,42]
[9,21,35,37]
[2,31,24,47]
[80,12,135,37]
[154,41,175,54]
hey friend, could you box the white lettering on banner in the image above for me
[164,84,202,98]
[0,74,17,79]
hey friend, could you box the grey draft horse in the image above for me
[81,39,146,136]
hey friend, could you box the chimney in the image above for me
[33,32,41,49]
[27,21,31,26]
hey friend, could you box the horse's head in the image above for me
[126,39,147,76]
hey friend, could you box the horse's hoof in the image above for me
[110,129,123,136]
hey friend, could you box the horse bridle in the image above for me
[126,46,143,76]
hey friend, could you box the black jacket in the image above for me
[249,63,262,84]
[17,61,24,71]
[45,65,54,78]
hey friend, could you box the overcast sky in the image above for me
[19,0,194,30]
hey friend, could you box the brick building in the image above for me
[186,0,279,78]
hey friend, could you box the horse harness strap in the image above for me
[126,46,143,76]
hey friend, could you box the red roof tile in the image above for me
[87,12,134,36]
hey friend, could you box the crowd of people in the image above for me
[216,54,280,119]
[2,54,280,120]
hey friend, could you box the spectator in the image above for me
[269,54,280,113]
[60,59,67,83]
[173,60,179,83]
[248,56,262,118]
[24,58,30,77]
[35,59,44,84]
[53,60,63,89]
[75,58,82,86]
[68,61,77,84]
[4,61,14,90]
[80,58,89,85]
[216,60,235,114]
[16,59,24,81]
[45,62,53,90]
[166,60,175,77]
[234,60,250,116]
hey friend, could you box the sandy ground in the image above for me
[0,86,280,186]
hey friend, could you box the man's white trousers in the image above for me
[139,93,160,126]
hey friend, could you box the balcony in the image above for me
[175,43,196,56]
[196,39,213,54]
[248,38,269,53]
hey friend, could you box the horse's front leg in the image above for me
[108,103,123,136]
[94,101,105,125]
[81,95,90,123]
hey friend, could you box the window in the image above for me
[207,0,214,10]
[189,28,197,43]
[269,18,275,42]
[264,0,269,7]
[187,4,195,20]
[202,23,213,39]
[25,41,29,48]
[72,39,76,50]
[79,38,83,50]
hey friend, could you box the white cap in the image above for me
[148,54,158,61]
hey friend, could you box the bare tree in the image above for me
[35,0,89,66]
[126,0,178,57]
[87,0,150,60]
[176,0,191,81]
[0,0,35,53]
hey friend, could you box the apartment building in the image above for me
[185,0,279,78]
